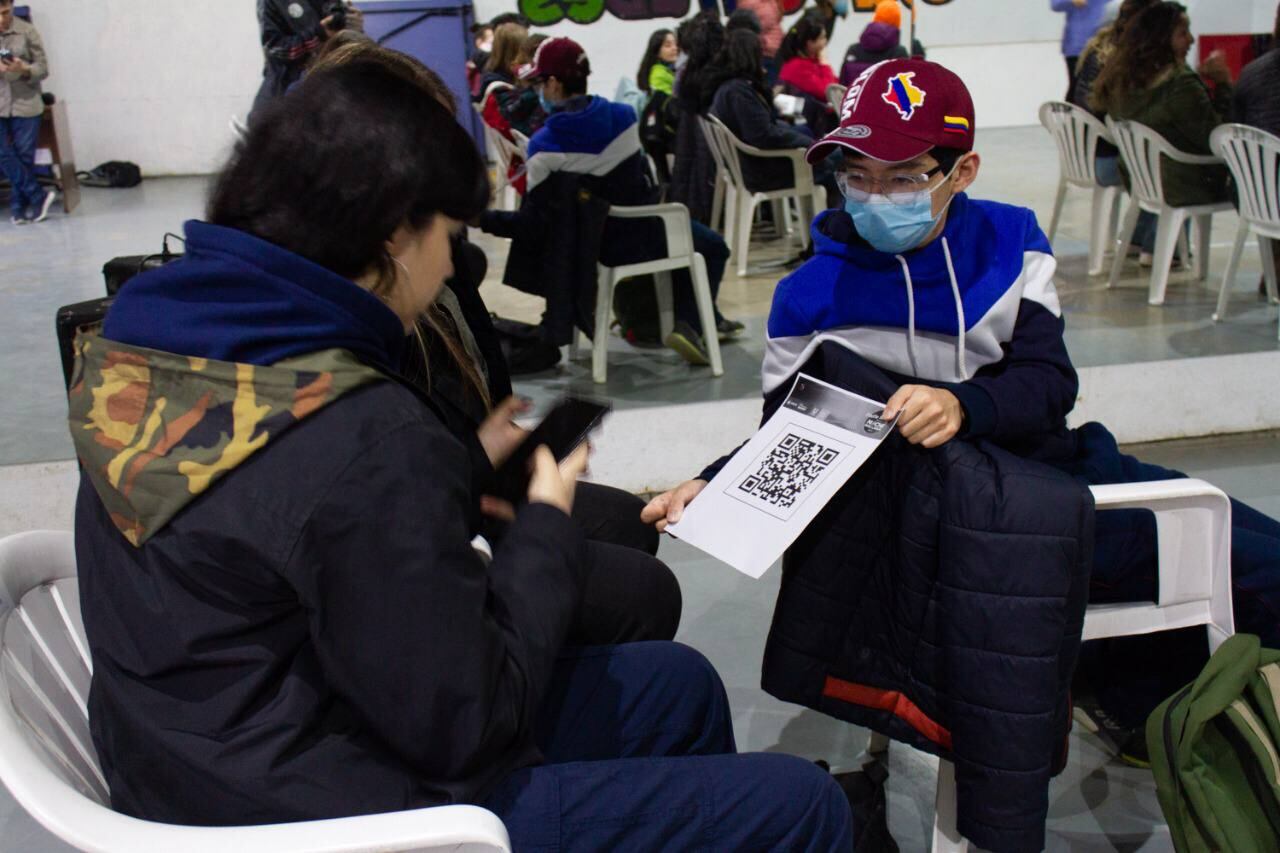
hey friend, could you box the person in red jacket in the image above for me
[777,12,838,135]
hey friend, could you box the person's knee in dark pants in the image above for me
[573,541,682,643]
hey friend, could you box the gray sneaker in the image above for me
[33,189,59,223]
[10,215,31,226]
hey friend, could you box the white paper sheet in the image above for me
[666,374,896,578]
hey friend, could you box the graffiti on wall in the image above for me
[517,0,954,28]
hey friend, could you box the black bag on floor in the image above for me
[103,233,184,295]
[490,315,562,376]
[611,275,662,346]
[56,297,114,391]
[77,161,142,188]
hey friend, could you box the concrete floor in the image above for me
[2,125,1279,851]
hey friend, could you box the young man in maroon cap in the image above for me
[646,58,1280,770]
[477,36,740,366]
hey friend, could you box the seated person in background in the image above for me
[638,28,679,96]
[479,37,741,367]
[840,1,925,86]
[645,57,1280,768]
[637,28,682,183]
[315,39,681,643]
[474,21,527,102]
[777,11,839,137]
[668,12,728,225]
[466,20,494,97]
[1090,1,1232,266]
[488,32,550,140]
[1233,2,1280,292]
[71,55,855,849]
[706,28,842,208]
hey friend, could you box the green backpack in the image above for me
[1147,633,1280,852]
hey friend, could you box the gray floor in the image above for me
[3,429,1278,851]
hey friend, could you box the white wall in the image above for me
[28,0,263,176]
[24,0,1279,176]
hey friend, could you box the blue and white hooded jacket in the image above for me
[765,197,1079,448]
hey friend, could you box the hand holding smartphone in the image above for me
[489,396,610,505]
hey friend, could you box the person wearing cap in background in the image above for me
[1051,0,1110,100]
[477,36,742,368]
[839,0,926,86]
[646,57,1280,772]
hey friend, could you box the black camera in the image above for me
[324,1,349,30]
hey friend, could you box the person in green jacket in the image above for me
[637,28,678,96]
[1091,0,1232,263]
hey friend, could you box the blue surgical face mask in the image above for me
[843,170,957,254]
[538,91,557,113]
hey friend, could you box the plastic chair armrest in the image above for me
[1088,478,1227,510]
[725,142,811,190]
[1160,149,1224,167]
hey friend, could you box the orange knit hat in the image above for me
[873,1,901,28]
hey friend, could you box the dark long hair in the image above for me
[675,11,725,111]
[637,28,675,93]
[777,11,827,65]
[701,27,771,109]
[1091,1,1187,113]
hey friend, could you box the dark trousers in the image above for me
[484,642,855,851]
[0,115,44,218]
[1074,448,1280,726]
[1065,55,1079,102]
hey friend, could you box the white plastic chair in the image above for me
[1039,101,1124,276]
[697,115,734,238]
[587,203,724,383]
[476,83,522,212]
[706,115,820,277]
[870,478,1234,852]
[1209,123,1280,338]
[826,83,847,116]
[0,530,512,853]
[1106,118,1232,305]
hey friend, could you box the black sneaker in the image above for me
[664,321,710,366]
[1073,698,1150,769]
[716,317,745,341]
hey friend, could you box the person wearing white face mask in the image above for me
[645,57,1280,770]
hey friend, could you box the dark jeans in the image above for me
[0,115,44,218]
[570,482,681,644]
[1074,451,1280,727]
[484,642,856,851]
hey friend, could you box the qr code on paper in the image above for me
[731,432,842,520]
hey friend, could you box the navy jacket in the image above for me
[760,344,1093,853]
[74,222,587,825]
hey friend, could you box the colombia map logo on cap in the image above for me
[807,59,976,164]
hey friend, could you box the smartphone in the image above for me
[0,49,13,63]
[490,396,611,504]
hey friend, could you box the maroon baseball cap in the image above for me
[518,37,591,83]
[807,59,976,164]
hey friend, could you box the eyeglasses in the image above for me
[836,165,945,205]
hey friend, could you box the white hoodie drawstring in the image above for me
[895,237,968,381]
[894,254,921,377]
[942,237,968,380]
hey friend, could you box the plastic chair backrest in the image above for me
[1039,100,1108,186]
[1106,117,1174,206]
[706,115,749,191]
[0,531,108,806]
[1211,123,1280,229]
[826,83,847,116]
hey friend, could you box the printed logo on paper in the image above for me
[882,72,926,120]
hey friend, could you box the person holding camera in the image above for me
[251,0,364,116]
[0,0,56,225]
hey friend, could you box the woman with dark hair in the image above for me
[637,27,678,95]
[1092,1,1232,262]
[707,27,842,208]
[777,11,839,136]
[69,54,854,850]
[668,11,727,223]
[1071,0,1157,114]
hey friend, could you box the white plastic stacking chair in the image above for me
[1106,117,1232,305]
[826,83,847,116]
[698,116,735,246]
[868,478,1234,852]
[0,530,512,853]
[707,115,820,277]
[589,203,723,383]
[1209,123,1280,338]
[1038,101,1123,276]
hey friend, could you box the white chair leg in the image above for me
[1148,209,1187,305]
[1213,221,1249,322]
[722,185,738,266]
[1193,214,1212,281]
[711,171,726,235]
[1109,201,1142,289]
[592,268,614,384]
[932,759,969,853]
[736,195,755,278]
[654,271,676,342]
[1087,185,1114,275]
[1048,177,1067,243]
[690,254,723,377]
